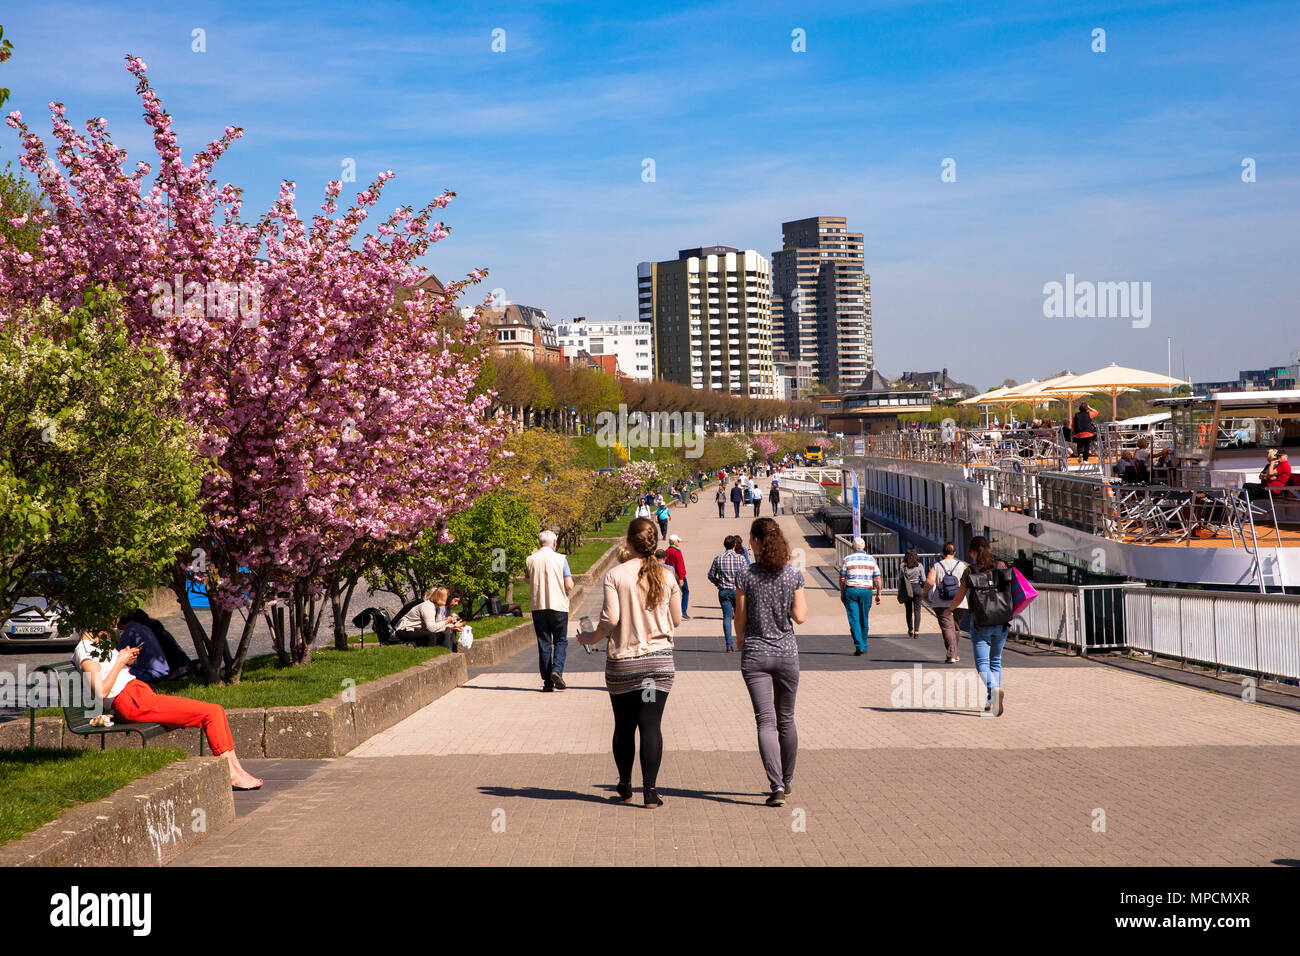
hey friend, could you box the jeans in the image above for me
[752,498,761,516]
[732,500,741,517]
[741,654,800,792]
[717,588,736,649]
[718,501,726,517]
[532,609,568,686]
[902,596,923,634]
[842,587,874,651]
[680,580,690,616]
[658,518,668,539]
[970,623,1010,696]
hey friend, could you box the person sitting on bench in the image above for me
[1247,449,1292,500]
[74,630,263,791]
[393,587,463,650]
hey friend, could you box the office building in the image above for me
[554,318,654,380]
[637,246,774,398]
[771,216,872,390]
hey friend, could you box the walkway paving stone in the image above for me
[173,510,1300,866]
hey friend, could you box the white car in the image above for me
[0,594,73,650]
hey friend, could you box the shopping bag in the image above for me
[1010,569,1038,616]
[457,625,474,650]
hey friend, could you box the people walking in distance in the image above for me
[924,541,967,663]
[898,549,925,639]
[750,481,762,517]
[635,498,652,520]
[735,518,807,806]
[730,479,745,517]
[707,534,750,652]
[715,484,727,518]
[838,537,881,656]
[578,517,681,808]
[666,534,690,619]
[769,481,781,516]
[947,536,1014,716]
[656,498,671,540]
[524,530,575,693]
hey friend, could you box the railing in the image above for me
[833,535,940,588]
[1010,582,1300,679]
[1122,586,1300,680]
[827,540,1299,678]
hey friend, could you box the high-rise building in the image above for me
[637,246,774,398]
[555,318,655,380]
[771,216,872,390]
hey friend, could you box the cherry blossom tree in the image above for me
[0,56,507,680]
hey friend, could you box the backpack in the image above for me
[636,503,651,519]
[967,565,1014,627]
[934,559,961,603]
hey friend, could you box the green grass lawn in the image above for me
[0,747,188,847]
[152,645,449,709]
[566,538,618,575]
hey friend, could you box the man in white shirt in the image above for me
[525,530,575,692]
[838,538,881,656]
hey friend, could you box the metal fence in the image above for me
[833,535,940,588]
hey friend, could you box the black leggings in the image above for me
[610,690,669,788]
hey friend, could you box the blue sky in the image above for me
[3,0,1297,389]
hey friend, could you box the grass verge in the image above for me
[0,747,188,846]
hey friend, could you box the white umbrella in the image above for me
[1044,363,1189,419]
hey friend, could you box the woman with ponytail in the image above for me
[578,517,682,808]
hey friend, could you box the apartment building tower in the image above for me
[637,246,775,398]
[770,216,872,390]
[554,318,655,380]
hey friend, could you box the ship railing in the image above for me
[971,466,1261,546]
[858,428,1073,470]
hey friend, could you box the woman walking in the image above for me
[578,517,682,808]
[923,541,966,663]
[715,484,727,518]
[947,536,1014,716]
[898,549,925,639]
[735,518,808,806]
[768,481,780,516]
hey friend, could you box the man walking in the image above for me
[838,537,881,656]
[525,530,575,692]
[730,479,744,518]
[750,481,762,517]
[665,533,690,619]
[707,534,750,652]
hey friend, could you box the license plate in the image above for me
[10,624,47,635]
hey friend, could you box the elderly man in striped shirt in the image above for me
[839,537,882,656]
[707,534,750,653]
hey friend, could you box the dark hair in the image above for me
[626,517,667,608]
[941,540,957,557]
[749,517,791,571]
[654,549,666,560]
[903,548,919,568]
[723,534,739,550]
[968,535,996,572]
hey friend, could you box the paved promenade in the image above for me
[175,506,1300,866]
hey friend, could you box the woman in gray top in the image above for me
[735,517,808,806]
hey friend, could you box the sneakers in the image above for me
[945,656,960,663]
[613,781,634,803]
[765,788,787,807]
[853,649,863,657]
[643,787,664,808]
[551,671,566,691]
[542,684,555,693]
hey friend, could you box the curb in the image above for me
[0,755,235,867]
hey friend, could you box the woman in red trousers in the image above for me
[74,630,263,790]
